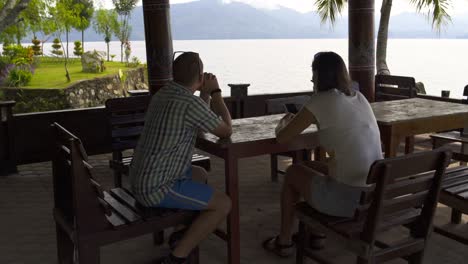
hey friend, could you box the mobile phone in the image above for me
[284,103,298,114]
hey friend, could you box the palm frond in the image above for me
[409,0,452,32]
[314,0,347,25]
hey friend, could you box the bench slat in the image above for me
[103,191,142,223]
[111,113,146,126]
[442,168,468,188]
[443,175,468,189]
[444,183,468,194]
[456,190,468,199]
[111,126,144,138]
[105,212,127,228]
[110,188,141,214]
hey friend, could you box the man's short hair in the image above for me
[173,52,203,86]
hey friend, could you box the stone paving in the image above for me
[1,136,467,264]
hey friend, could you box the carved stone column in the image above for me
[349,0,375,102]
[142,0,173,94]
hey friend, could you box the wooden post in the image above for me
[228,84,249,119]
[349,0,375,102]
[142,0,173,95]
[0,101,17,175]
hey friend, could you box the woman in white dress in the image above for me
[263,51,383,257]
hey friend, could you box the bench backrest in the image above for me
[105,95,151,153]
[356,148,451,253]
[265,95,311,115]
[51,122,110,234]
[375,74,417,102]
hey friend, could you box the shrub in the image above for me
[51,38,63,57]
[127,56,140,68]
[32,38,42,56]
[110,54,116,61]
[0,63,14,86]
[2,45,34,65]
[73,41,83,57]
[6,67,33,87]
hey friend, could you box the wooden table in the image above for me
[196,114,318,264]
[372,98,468,158]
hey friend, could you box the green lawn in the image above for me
[25,58,131,89]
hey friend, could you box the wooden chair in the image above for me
[375,74,417,154]
[375,74,417,102]
[51,122,199,264]
[105,95,211,187]
[295,148,452,264]
[265,95,313,182]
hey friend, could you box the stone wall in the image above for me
[0,67,148,113]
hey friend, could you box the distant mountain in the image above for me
[61,0,468,42]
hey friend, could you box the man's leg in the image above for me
[170,166,209,234]
[172,191,231,258]
[278,164,324,245]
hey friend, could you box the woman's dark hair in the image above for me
[312,52,353,96]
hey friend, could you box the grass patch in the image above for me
[25,58,130,89]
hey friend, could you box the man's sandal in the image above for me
[292,231,326,250]
[262,236,295,258]
[168,228,188,250]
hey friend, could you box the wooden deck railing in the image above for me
[2,91,465,173]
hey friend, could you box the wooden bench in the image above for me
[51,122,199,264]
[429,135,468,244]
[375,74,417,102]
[105,96,211,187]
[296,148,452,264]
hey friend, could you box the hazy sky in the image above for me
[99,0,468,15]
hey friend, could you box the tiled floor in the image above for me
[1,136,467,264]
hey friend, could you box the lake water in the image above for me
[38,39,468,97]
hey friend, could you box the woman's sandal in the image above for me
[262,236,295,258]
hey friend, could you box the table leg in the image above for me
[405,136,415,154]
[225,154,240,264]
[385,135,400,158]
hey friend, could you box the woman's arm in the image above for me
[275,107,318,144]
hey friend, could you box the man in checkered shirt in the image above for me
[130,52,232,264]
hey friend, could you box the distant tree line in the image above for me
[0,0,138,63]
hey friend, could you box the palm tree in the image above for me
[314,0,452,75]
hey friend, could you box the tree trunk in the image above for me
[62,34,70,82]
[0,0,31,34]
[66,31,69,59]
[107,42,110,62]
[376,0,392,75]
[120,42,123,63]
[82,30,84,52]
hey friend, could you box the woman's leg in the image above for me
[278,164,325,245]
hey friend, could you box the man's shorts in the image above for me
[157,167,214,211]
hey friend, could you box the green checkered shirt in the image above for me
[130,82,221,206]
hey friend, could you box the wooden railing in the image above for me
[417,94,466,104]
[3,91,465,173]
